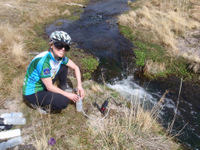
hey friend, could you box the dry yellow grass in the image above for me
[88,93,180,150]
[0,71,3,86]
[190,0,200,21]
[21,110,51,150]
[144,60,166,75]
[118,0,200,56]
[7,73,26,99]
[91,84,104,93]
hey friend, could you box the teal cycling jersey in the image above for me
[23,51,69,95]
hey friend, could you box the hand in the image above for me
[66,93,79,103]
[77,85,85,99]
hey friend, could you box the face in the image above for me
[51,42,69,58]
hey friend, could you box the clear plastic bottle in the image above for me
[0,141,6,150]
[76,98,82,112]
[0,136,23,150]
[3,117,26,125]
[0,129,21,140]
[0,113,23,118]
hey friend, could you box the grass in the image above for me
[89,101,177,149]
[21,80,181,149]
[120,25,193,79]
[118,0,200,81]
[0,0,183,149]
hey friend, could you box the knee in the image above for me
[52,98,69,110]
[58,101,69,109]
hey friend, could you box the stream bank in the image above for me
[46,0,200,149]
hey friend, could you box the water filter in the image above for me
[3,117,26,125]
[0,129,21,140]
[74,96,110,120]
[0,113,23,118]
[76,98,83,112]
[0,136,23,150]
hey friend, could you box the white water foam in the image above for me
[107,76,179,113]
[107,76,153,102]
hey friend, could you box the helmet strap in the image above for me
[50,48,62,61]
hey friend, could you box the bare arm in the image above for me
[41,77,79,102]
[66,59,85,99]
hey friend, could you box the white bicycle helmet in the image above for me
[50,31,71,45]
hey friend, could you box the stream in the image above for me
[46,0,200,149]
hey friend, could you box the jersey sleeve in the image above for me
[62,56,69,65]
[40,61,51,78]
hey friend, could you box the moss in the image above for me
[119,25,135,41]
[81,57,99,79]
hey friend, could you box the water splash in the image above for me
[107,76,153,102]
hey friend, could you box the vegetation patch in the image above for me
[81,57,99,79]
[118,0,200,82]
[120,25,192,79]
[66,47,99,80]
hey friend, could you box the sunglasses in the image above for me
[54,42,70,51]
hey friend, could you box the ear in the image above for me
[49,43,53,51]
[49,42,53,47]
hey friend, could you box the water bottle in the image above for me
[3,117,26,125]
[0,113,23,118]
[0,129,21,140]
[0,136,23,150]
[76,98,83,112]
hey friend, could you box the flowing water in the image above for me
[46,0,200,149]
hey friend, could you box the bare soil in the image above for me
[177,28,200,58]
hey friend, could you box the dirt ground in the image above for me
[177,28,200,61]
